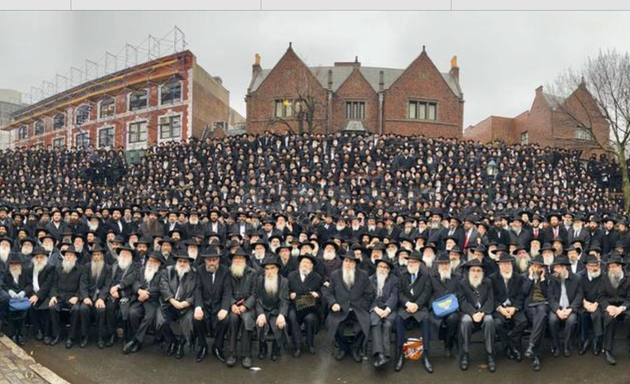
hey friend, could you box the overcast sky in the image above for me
[0,11,629,128]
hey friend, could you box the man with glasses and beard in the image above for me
[3,253,31,345]
[109,245,139,346]
[225,247,258,369]
[193,249,230,363]
[598,252,630,365]
[28,246,54,343]
[123,251,165,354]
[513,245,532,275]
[548,256,583,358]
[577,254,604,356]
[255,256,289,362]
[324,252,373,365]
[78,245,113,349]
[490,252,527,362]
[428,252,461,359]
[288,253,322,357]
[48,246,84,348]
[369,258,398,370]
[522,255,550,371]
[159,253,197,359]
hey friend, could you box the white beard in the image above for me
[118,258,132,271]
[190,219,199,225]
[450,259,460,270]
[543,254,554,266]
[33,257,48,274]
[342,268,355,288]
[254,251,265,260]
[407,265,419,275]
[62,259,76,274]
[608,270,623,289]
[270,246,278,254]
[291,249,300,257]
[376,273,388,297]
[500,270,513,281]
[88,222,99,231]
[0,249,9,263]
[10,265,21,283]
[91,260,105,279]
[323,251,336,261]
[264,274,279,296]
[422,255,434,269]
[144,264,159,283]
[22,248,32,256]
[230,263,246,278]
[176,264,190,280]
[43,244,53,252]
[75,246,84,253]
[587,270,601,280]
[439,268,452,282]
[189,251,198,260]
[469,272,484,289]
[398,258,408,266]
[516,256,530,273]
[386,250,396,260]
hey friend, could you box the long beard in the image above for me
[386,250,396,260]
[439,269,452,282]
[10,266,21,283]
[189,251,198,260]
[264,274,279,296]
[88,222,99,231]
[469,273,484,289]
[190,219,199,225]
[516,256,530,273]
[398,258,408,266]
[118,258,132,271]
[176,264,190,280]
[230,263,246,278]
[587,270,601,280]
[450,259,460,270]
[43,244,53,252]
[0,249,9,263]
[62,259,76,274]
[376,273,387,297]
[22,248,33,256]
[291,248,300,257]
[422,255,434,269]
[33,257,48,274]
[543,254,554,266]
[323,251,336,261]
[91,261,105,279]
[342,268,355,288]
[144,264,159,283]
[608,270,623,289]
[407,265,419,275]
[500,270,513,281]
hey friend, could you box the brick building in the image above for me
[2,50,241,151]
[464,83,609,154]
[246,44,464,137]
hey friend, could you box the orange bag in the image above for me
[402,337,424,360]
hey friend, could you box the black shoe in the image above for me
[130,342,141,353]
[16,334,26,346]
[394,351,405,372]
[213,346,226,362]
[258,343,267,360]
[80,336,88,348]
[242,356,252,369]
[351,349,362,363]
[593,340,601,356]
[166,341,177,356]
[65,338,74,349]
[551,346,560,358]
[578,340,590,355]
[460,353,469,371]
[226,355,236,367]
[196,345,208,362]
[105,334,115,348]
[511,347,522,362]
[35,330,44,342]
[563,345,571,357]
[43,336,51,345]
[335,348,346,361]
[605,350,616,365]
[97,338,105,349]
[487,354,496,373]
[524,344,535,359]
[175,342,185,359]
[49,335,61,346]
[422,355,434,373]
[293,348,302,358]
[271,344,280,361]
[532,356,541,371]
[123,340,136,355]
[308,346,316,355]
[505,346,515,360]
[373,353,386,370]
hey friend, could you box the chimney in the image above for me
[535,85,543,97]
[328,69,333,91]
[379,70,384,92]
[449,55,459,82]
[252,53,261,78]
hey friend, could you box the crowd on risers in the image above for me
[0,132,628,376]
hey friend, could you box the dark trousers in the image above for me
[432,312,460,349]
[30,308,50,337]
[50,302,81,339]
[193,308,228,351]
[288,309,318,349]
[549,311,578,349]
[603,312,629,352]
[0,291,9,322]
[228,313,252,358]
[128,301,158,343]
[525,304,549,356]
[395,316,431,352]
[334,312,365,354]
[494,311,528,351]
[580,309,603,341]
[460,314,495,355]
[371,318,393,357]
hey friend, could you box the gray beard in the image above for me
[450,259,460,270]
[323,251,336,261]
[22,249,32,256]
[0,249,9,263]
[439,269,452,282]
[144,265,159,283]
[91,261,104,279]
[423,256,434,269]
[587,270,601,280]
[500,270,513,281]
[376,273,387,297]
[469,273,484,289]
[230,263,246,278]
[342,268,355,288]
[609,271,623,289]
[118,258,131,271]
[264,274,279,296]
[33,259,47,274]
[176,264,190,280]
[62,259,76,274]
[517,256,530,273]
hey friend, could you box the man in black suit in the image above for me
[577,254,603,356]
[601,217,620,256]
[567,214,590,248]
[45,209,69,243]
[522,255,550,371]
[369,258,398,370]
[207,209,227,242]
[3,253,32,345]
[287,254,322,357]
[78,247,113,348]
[458,258,496,373]
[255,256,289,362]
[192,250,231,362]
[543,212,568,246]
[428,252,461,358]
[28,247,55,343]
[491,252,527,362]
[394,251,433,373]
[547,256,583,357]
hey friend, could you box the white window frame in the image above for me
[345,101,366,120]
[158,113,182,143]
[75,131,90,148]
[52,136,65,149]
[159,80,183,106]
[521,131,529,145]
[17,125,28,140]
[75,103,92,126]
[127,120,148,145]
[576,126,595,141]
[274,99,295,118]
[408,100,438,121]
[98,96,116,119]
[128,89,149,112]
[53,113,66,130]
[97,126,115,148]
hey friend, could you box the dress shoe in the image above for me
[293,348,302,358]
[35,330,44,341]
[505,346,515,360]
[65,338,74,349]
[373,353,386,370]
[578,340,590,355]
[422,355,434,373]
[80,336,88,348]
[334,348,346,361]
[105,334,116,348]
[308,346,316,355]
[460,353,469,371]
[394,351,405,372]
[593,340,601,356]
[605,350,616,365]
[242,356,252,369]
[130,342,141,353]
[166,341,177,356]
[175,342,185,359]
[43,336,51,345]
[563,345,571,357]
[551,346,560,357]
[49,335,61,346]
[511,347,522,362]
[196,345,208,362]
[487,354,496,373]
[532,356,541,371]
[226,355,236,367]
[16,334,26,346]
[351,349,362,363]
[270,345,280,361]
[97,338,105,349]
[524,344,535,359]
[213,346,226,362]
[258,343,267,360]
[123,340,136,354]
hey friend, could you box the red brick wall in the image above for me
[331,69,379,133]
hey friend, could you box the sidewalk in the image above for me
[0,336,69,384]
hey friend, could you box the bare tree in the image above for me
[549,49,630,211]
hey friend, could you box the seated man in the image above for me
[78,245,113,348]
[598,252,630,365]
[159,253,197,359]
[548,256,582,357]
[28,247,55,344]
[458,258,496,373]
[109,245,139,346]
[287,254,323,357]
[4,253,32,345]
[522,255,550,371]
[369,258,398,370]
[255,256,289,361]
[577,254,603,356]
[123,251,165,354]
[324,253,373,364]
[490,251,527,362]
[428,252,461,358]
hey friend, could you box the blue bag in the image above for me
[9,298,30,312]
[432,293,459,318]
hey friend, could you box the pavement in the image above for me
[0,335,68,384]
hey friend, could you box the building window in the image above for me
[345,101,365,120]
[75,104,92,126]
[521,131,529,145]
[160,81,182,105]
[128,121,148,144]
[99,97,116,119]
[576,126,595,141]
[129,90,148,112]
[75,132,90,148]
[408,101,437,121]
[53,113,65,130]
[34,120,45,136]
[98,127,115,148]
[274,99,294,118]
[17,125,27,140]
[159,115,182,140]
[52,137,65,148]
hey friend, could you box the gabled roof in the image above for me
[542,93,565,110]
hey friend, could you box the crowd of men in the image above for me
[0,132,628,375]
